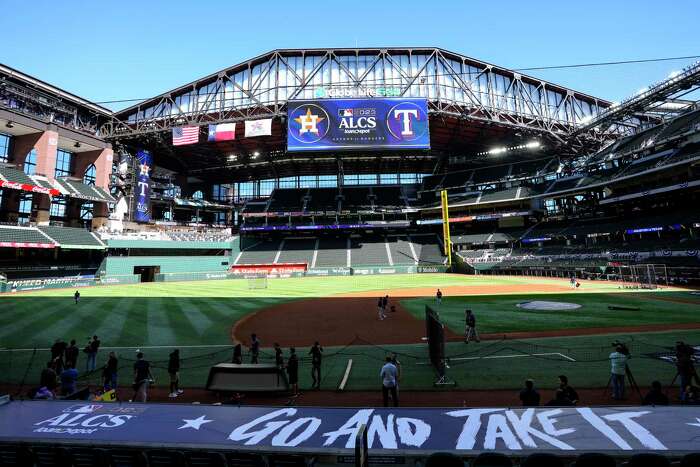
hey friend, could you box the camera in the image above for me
[612,341,630,356]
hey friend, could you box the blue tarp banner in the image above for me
[287,98,430,152]
[2,401,700,454]
[134,149,152,223]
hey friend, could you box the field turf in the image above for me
[1,274,698,392]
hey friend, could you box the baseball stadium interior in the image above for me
[1,45,700,466]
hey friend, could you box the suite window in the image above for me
[83,164,96,185]
[18,194,32,224]
[50,196,67,218]
[80,202,93,220]
[24,149,37,175]
[0,133,10,163]
[192,190,204,200]
[55,149,73,178]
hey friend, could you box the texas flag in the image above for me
[207,123,236,142]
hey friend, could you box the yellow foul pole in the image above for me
[440,189,452,267]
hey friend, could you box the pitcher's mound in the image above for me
[516,300,582,311]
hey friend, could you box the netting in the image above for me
[616,264,669,289]
[246,274,268,290]
[0,333,688,398]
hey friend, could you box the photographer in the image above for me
[676,341,698,402]
[609,342,630,400]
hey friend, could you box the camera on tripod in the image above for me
[612,340,630,356]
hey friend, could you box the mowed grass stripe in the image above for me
[145,298,178,346]
[119,298,149,347]
[173,298,214,338]
[9,298,99,347]
[92,298,134,346]
[165,299,206,345]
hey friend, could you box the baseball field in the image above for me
[1,273,699,398]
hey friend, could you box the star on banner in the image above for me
[688,418,700,428]
[178,415,213,430]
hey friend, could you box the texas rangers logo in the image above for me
[386,101,429,142]
[289,104,330,144]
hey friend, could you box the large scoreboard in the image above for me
[287,98,430,152]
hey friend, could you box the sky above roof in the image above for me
[3,0,698,111]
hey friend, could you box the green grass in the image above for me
[0,274,697,392]
[402,291,700,335]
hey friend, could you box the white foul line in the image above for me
[449,352,577,362]
[0,344,235,352]
[338,359,353,391]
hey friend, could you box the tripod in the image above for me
[604,364,642,402]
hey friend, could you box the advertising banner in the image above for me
[3,401,700,454]
[287,98,430,152]
[134,150,152,223]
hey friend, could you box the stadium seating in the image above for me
[411,234,446,265]
[387,236,418,265]
[39,226,103,247]
[236,240,281,264]
[0,226,54,244]
[276,238,316,264]
[314,238,348,267]
[350,236,391,266]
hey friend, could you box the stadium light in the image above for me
[478,140,542,157]
[252,151,260,158]
[525,140,541,149]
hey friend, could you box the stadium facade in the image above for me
[0,48,699,288]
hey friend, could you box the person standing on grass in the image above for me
[309,341,323,390]
[609,344,629,400]
[74,290,80,304]
[464,309,480,344]
[380,356,399,407]
[383,295,390,316]
[391,353,402,396]
[103,351,118,391]
[64,339,79,369]
[168,349,183,398]
[133,352,154,403]
[287,347,299,396]
[86,335,100,372]
[436,288,443,306]
[250,334,260,364]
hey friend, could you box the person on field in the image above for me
[309,341,323,390]
[232,343,242,364]
[85,335,100,372]
[609,344,630,400]
[168,349,183,398]
[59,363,78,396]
[132,351,154,402]
[546,389,574,407]
[464,309,480,343]
[383,295,389,315]
[103,351,118,391]
[377,296,386,320]
[391,353,402,395]
[436,288,443,305]
[250,333,260,364]
[380,356,399,407]
[274,343,284,368]
[74,290,80,304]
[519,379,540,407]
[287,347,299,396]
[64,339,79,369]
[558,375,579,405]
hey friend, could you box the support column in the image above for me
[32,129,59,177]
[34,194,51,225]
[92,202,109,230]
[74,147,112,189]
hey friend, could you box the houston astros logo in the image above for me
[386,101,428,141]
[289,104,330,144]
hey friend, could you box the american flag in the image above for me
[172,126,199,146]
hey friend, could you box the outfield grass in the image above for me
[0,274,697,392]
